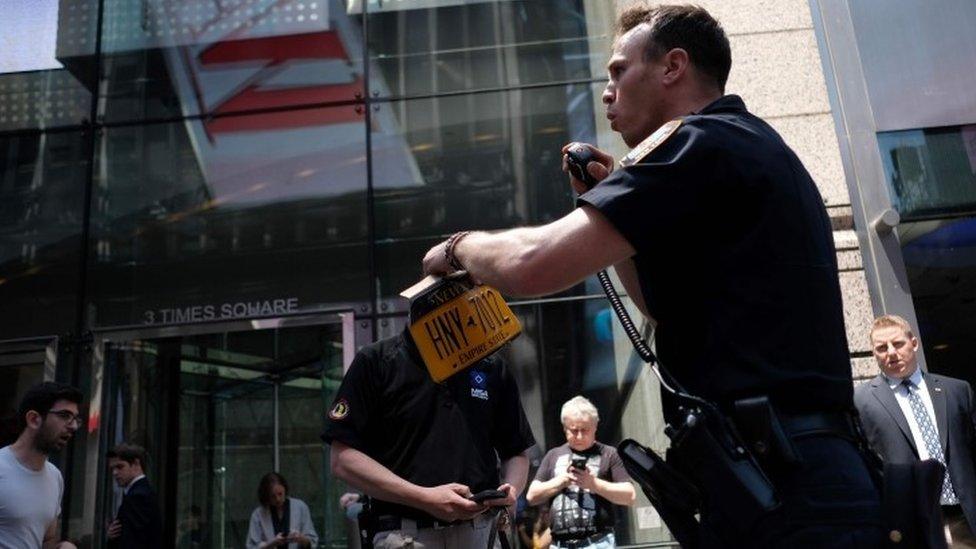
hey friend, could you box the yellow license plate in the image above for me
[409,285,522,382]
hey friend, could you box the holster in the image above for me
[618,439,702,548]
[665,404,780,540]
[619,400,780,548]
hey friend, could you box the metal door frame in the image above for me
[808,0,925,350]
[81,311,367,548]
[0,335,60,382]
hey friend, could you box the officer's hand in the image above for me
[561,142,614,194]
[569,466,597,492]
[419,483,486,522]
[422,240,452,277]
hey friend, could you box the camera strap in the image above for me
[486,507,512,549]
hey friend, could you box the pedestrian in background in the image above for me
[246,471,318,549]
[0,382,81,549]
[106,443,162,549]
[526,396,633,548]
[856,314,976,546]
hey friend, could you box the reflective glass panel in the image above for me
[900,216,976,385]
[0,0,95,131]
[370,82,612,299]
[0,131,89,339]
[99,0,365,124]
[0,339,56,447]
[366,0,613,98]
[878,125,976,220]
[89,107,369,327]
[96,321,345,547]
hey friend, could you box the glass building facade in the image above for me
[878,125,976,386]
[815,0,976,398]
[1,1,675,547]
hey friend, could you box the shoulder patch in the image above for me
[619,118,683,167]
[328,398,350,420]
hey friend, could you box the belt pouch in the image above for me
[667,408,779,535]
[732,396,801,474]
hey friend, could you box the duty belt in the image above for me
[778,411,859,441]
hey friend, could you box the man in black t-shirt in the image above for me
[421,5,884,547]
[527,396,633,548]
[322,323,535,548]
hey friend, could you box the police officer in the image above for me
[322,285,535,549]
[423,4,884,547]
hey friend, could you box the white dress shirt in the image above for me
[885,368,940,460]
[123,474,146,496]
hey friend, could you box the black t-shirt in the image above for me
[579,95,853,416]
[533,442,630,539]
[321,330,536,520]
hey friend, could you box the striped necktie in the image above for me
[903,378,957,505]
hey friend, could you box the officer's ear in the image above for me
[660,48,690,85]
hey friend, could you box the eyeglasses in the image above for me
[47,409,83,427]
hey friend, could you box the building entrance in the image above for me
[0,337,58,446]
[86,315,356,548]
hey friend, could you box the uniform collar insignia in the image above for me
[619,118,683,167]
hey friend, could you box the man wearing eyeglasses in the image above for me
[0,381,83,549]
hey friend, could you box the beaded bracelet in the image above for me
[444,231,470,272]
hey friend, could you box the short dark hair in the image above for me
[617,3,732,91]
[17,382,83,429]
[107,443,148,467]
[258,472,289,507]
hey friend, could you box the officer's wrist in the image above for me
[444,231,470,271]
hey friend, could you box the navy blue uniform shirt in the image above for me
[579,95,852,416]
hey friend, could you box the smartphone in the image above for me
[468,489,507,503]
[571,456,588,471]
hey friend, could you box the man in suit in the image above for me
[106,443,162,549]
[855,314,976,546]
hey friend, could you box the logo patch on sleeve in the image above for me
[470,370,489,400]
[328,398,350,420]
